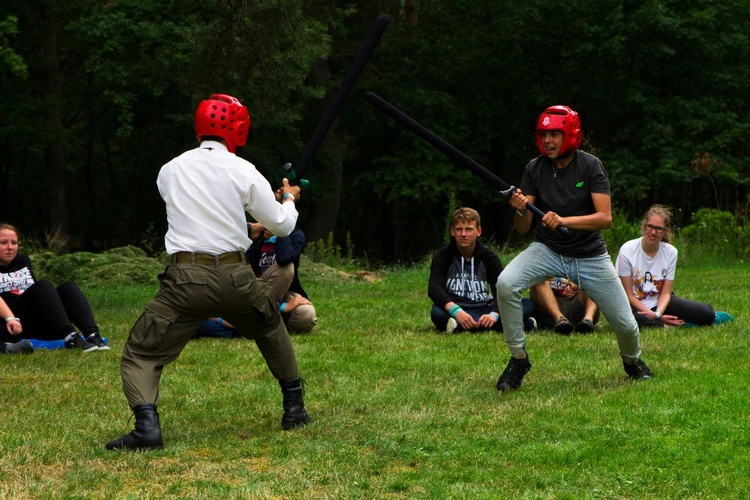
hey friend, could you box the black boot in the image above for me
[106,403,164,450]
[280,378,313,430]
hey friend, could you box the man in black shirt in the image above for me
[495,105,652,392]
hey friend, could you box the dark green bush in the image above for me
[677,209,749,263]
[602,208,640,256]
[30,246,163,286]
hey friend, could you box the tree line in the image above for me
[1,0,748,262]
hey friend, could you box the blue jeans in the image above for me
[496,242,641,361]
[430,299,536,332]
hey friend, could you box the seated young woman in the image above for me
[616,205,733,328]
[0,223,108,352]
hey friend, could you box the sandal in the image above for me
[554,317,574,335]
[575,318,595,334]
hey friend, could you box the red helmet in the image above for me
[194,94,250,153]
[536,105,582,157]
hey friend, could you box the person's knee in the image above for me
[32,279,57,294]
[496,275,522,301]
[278,264,294,281]
[430,304,450,329]
[288,306,317,333]
[57,280,82,293]
[263,263,294,283]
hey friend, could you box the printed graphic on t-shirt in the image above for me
[257,242,277,274]
[550,280,567,296]
[446,273,491,302]
[0,267,34,295]
[632,267,668,300]
[445,259,492,303]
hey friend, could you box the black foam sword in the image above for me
[364,91,569,234]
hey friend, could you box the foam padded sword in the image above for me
[284,15,390,188]
[364,91,570,234]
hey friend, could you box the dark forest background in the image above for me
[1,0,748,262]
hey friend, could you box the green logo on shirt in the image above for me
[576,182,584,188]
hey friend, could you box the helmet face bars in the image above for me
[194,94,250,153]
[536,105,582,157]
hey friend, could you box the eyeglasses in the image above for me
[645,223,666,234]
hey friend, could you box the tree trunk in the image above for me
[301,0,345,244]
[41,0,69,252]
[404,0,417,24]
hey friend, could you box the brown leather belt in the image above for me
[171,251,245,265]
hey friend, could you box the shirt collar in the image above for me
[199,140,229,152]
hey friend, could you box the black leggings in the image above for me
[1,280,99,341]
[633,293,715,327]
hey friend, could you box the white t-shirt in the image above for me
[157,141,298,254]
[616,237,677,310]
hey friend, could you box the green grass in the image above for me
[1,259,748,498]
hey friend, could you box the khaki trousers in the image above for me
[260,262,317,333]
[120,260,298,407]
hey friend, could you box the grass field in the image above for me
[1,257,747,498]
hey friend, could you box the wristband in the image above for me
[490,312,499,321]
[217,317,223,325]
[4,317,20,323]
[516,209,528,217]
[654,311,662,320]
[282,193,295,202]
[448,304,462,318]
[280,302,287,312]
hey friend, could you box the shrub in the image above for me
[305,231,369,271]
[601,208,640,255]
[30,246,164,286]
[677,208,749,263]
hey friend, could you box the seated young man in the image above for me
[530,278,600,334]
[428,207,536,333]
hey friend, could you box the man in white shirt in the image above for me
[107,94,312,451]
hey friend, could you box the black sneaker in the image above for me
[0,339,34,354]
[87,333,110,351]
[624,358,653,380]
[496,356,532,392]
[65,333,98,353]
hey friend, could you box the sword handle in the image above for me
[498,185,570,235]
[283,163,310,189]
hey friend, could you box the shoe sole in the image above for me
[555,322,574,335]
[446,318,458,334]
[496,362,532,392]
[2,346,34,354]
[575,321,595,333]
